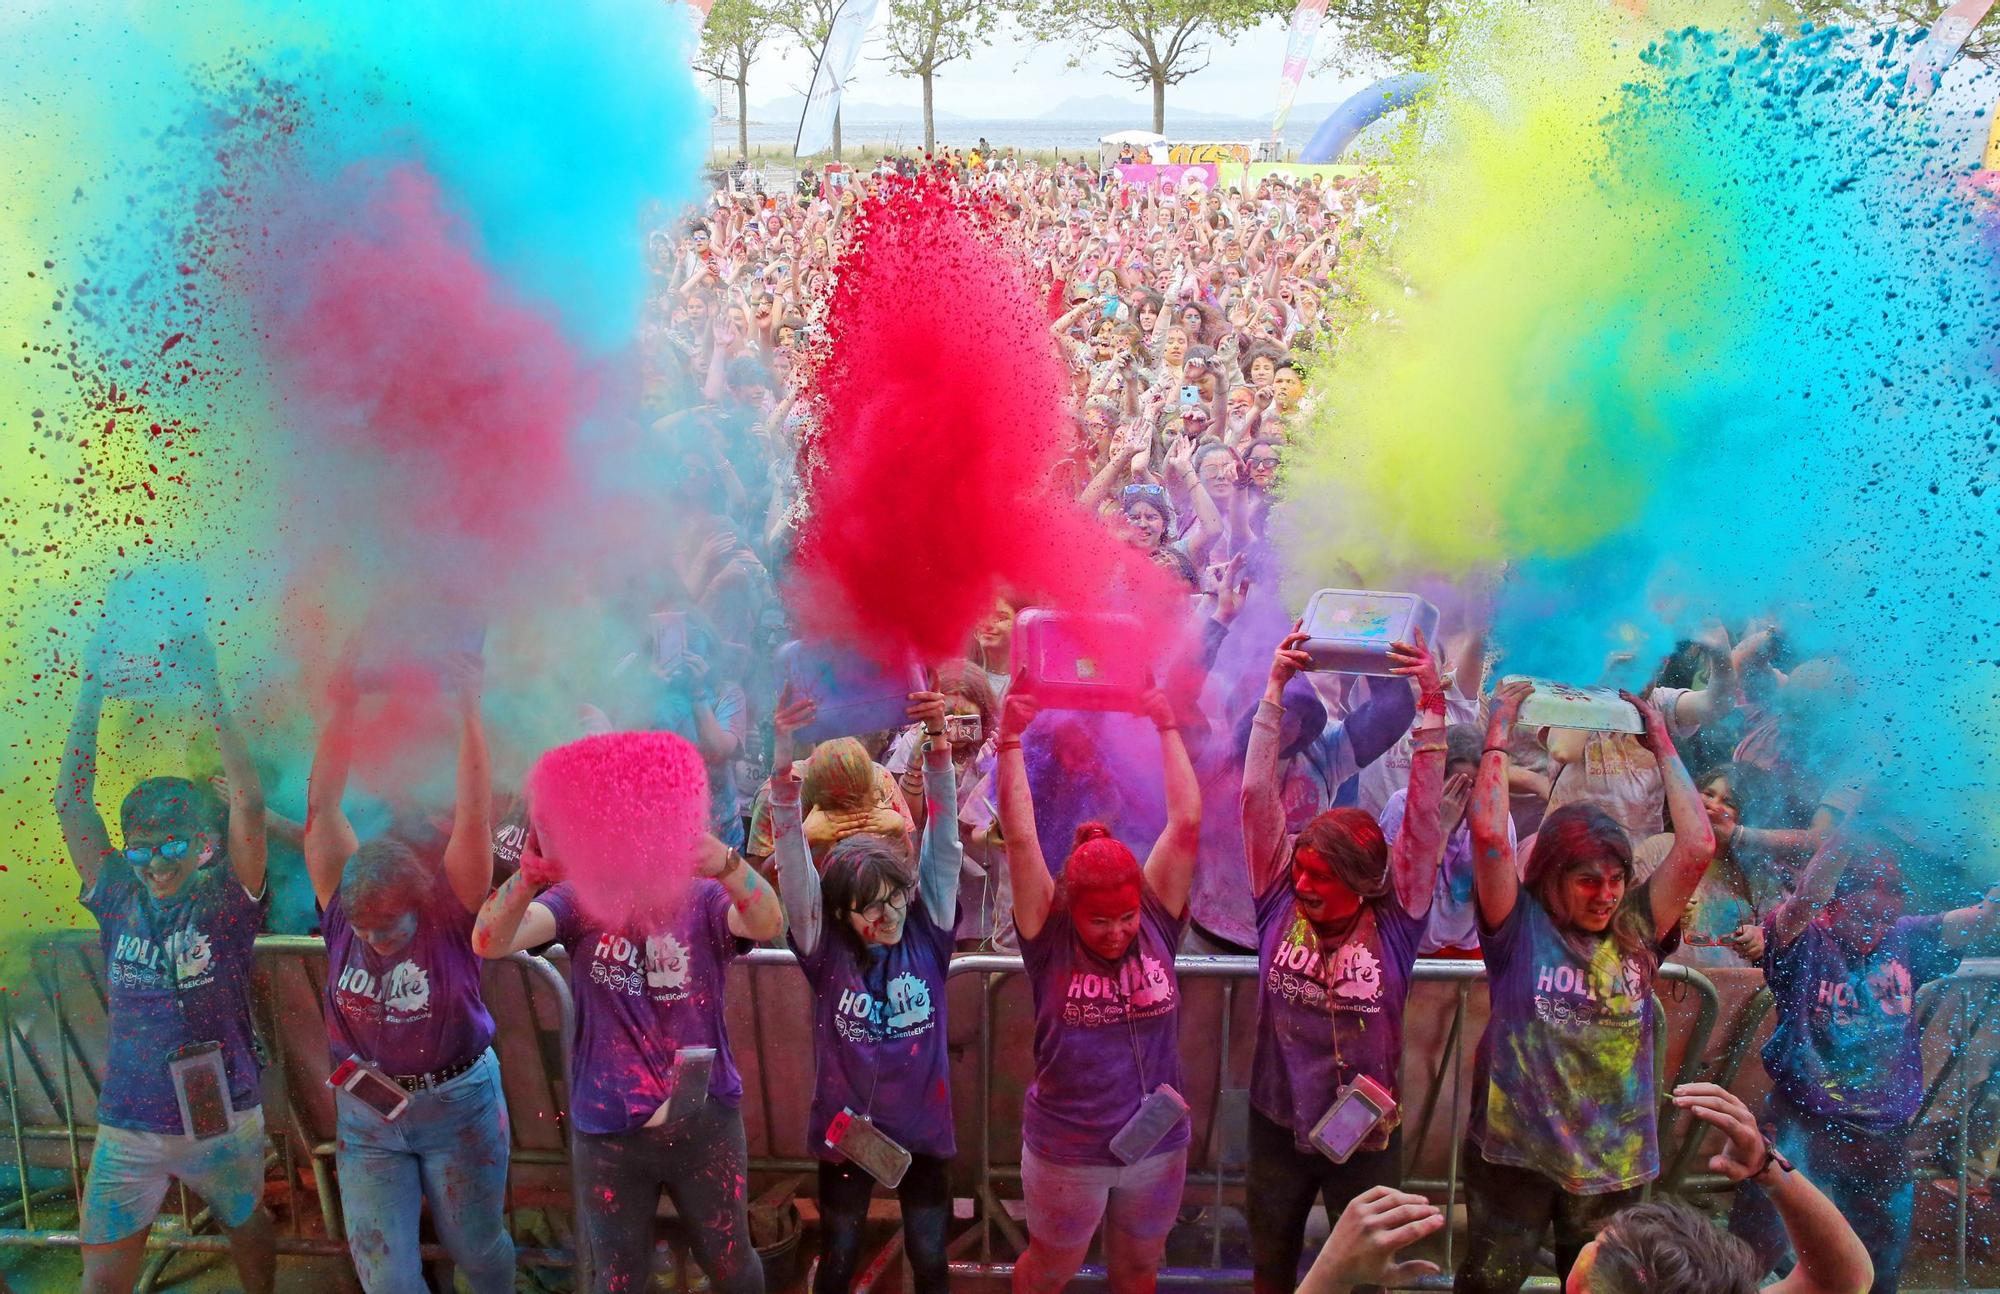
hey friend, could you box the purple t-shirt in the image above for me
[1760,913,1955,1134]
[1470,885,1667,1194]
[86,862,266,1134]
[1251,875,1424,1152]
[794,902,957,1160]
[322,871,494,1075]
[1018,888,1189,1166]
[540,880,747,1135]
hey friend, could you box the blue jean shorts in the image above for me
[81,1106,267,1244]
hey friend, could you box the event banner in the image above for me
[796,0,883,156]
[1113,162,1223,189]
[1272,0,1330,138]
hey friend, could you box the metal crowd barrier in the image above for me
[5,935,1990,1290]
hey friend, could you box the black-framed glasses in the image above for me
[858,887,913,923]
[1248,456,1281,470]
[124,838,191,867]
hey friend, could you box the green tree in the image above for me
[880,0,996,151]
[774,0,848,158]
[696,0,785,159]
[1318,0,1449,74]
[1018,0,1291,132]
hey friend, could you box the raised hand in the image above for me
[1385,624,1441,697]
[1268,624,1313,692]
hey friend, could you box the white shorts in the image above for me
[81,1106,266,1245]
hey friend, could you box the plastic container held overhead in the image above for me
[1299,589,1440,675]
[99,564,210,699]
[1502,677,1644,734]
[778,640,922,745]
[1014,610,1149,712]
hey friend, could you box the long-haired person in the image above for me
[1240,626,1448,1294]
[772,688,965,1294]
[1457,681,1716,1293]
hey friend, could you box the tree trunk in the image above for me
[833,107,843,161]
[1152,74,1166,134]
[922,71,935,153]
[736,72,750,160]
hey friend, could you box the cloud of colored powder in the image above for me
[1281,1,2000,862]
[1,1,705,938]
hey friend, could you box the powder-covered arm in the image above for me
[55,658,112,892]
[1633,689,1717,935]
[1142,688,1201,920]
[997,691,1055,942]
[917,732,964,931]
[1244,629,1311,896]
[1386,629,1448,921]
[1473,680,1534,930]
[304,663,363,910]
[770,766,821,958]
[440,655,494,915]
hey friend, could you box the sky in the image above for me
[719,11,1381,119]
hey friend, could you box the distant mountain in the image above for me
[1037,93,1150,121]
[745,93,970,124]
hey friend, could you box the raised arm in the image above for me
[1628,690,1717,934]
[1141,687,1200,920]
[1473,680,1534,930]
[440,655,494,915]
[1943,884,2000,949]
[1671,1083,1873,1294]
[996,689,1055,941]
[767,743,822,957]
[303,668,363,910]
[905,691,966,929]
[472,836,561,958]
[1770,833,1852,952]
[189,635,268,899]
[55,642,113,890]
[1385,629,1448,920]
[1244,627,1311,895]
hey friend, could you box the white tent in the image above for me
[1099,129,1167,147]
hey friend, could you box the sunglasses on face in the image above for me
[125,837,192,867]
[1249,456,1281,469]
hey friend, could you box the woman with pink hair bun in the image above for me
[993,682,1202,1294]
[472,730,785,1294]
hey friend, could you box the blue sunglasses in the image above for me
[124,838,192,867]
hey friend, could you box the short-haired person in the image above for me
[1457,681,1716,1293]
[1726,830,2000,1292]
[303,654,515,1293]
[997,683,1201,1294]
[1239,626,1450,1294]
[1295,1082,1872,1294]
[471,766,784,1294]
[774,690,965,1294]
[56,630,275,1294]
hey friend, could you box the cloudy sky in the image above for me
[729,11,1383,117]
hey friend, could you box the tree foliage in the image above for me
[1018,0,1292,130]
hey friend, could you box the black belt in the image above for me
[390,1053,480,1093]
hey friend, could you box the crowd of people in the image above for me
[48,149,2000,1294]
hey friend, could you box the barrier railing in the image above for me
[5,935,1991,1290]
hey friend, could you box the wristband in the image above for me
[1411,740,1448,757]
[998,739,1023,753]
[1482,744,1511,757]
[1751,1135,1794,1186]
[1417,687,1448,716]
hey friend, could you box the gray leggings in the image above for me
[572,1100,764,1294]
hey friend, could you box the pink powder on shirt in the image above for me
[525,731,708,926]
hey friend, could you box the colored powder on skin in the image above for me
[1282,0,2000,861]
[790,176,1186,668]
[526,731,708,929]
[0,0,707,944]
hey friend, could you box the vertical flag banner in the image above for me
[1272,0,1330,140]
[1907,0,1997,103]
[796,0,884,156]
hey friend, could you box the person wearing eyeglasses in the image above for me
[56,623,275,1294]
[773,689,965,1294]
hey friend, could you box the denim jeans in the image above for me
[334,1048,516,1294]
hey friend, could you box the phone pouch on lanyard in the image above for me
[1109,1083,1188,1165]
[826,1108,913,1188]
[167,1042,233,1140]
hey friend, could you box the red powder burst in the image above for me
[525,731,708,927]
[790,176,1180,668]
